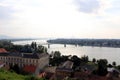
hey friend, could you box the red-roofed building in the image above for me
[23,65,37,73]
[0,48,7,53]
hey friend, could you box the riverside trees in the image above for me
[0,40,47,53]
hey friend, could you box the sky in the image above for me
[0,0,120,39]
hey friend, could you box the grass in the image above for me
[0,69,45,80]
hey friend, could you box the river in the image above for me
[12,39,120,65]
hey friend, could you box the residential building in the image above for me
[0,48,49,75]
[55,60,73,79]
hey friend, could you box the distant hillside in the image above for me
[0,35,37,41]
[0,35,13,39]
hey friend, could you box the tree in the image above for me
[81,55,89,63]
[0,40,13,50]
[117,65,120,70]
[112,61,116,66]
[31,42,37,49]
[97,59,108,76]
[71,55,81,70]
[49,51,61,66]
[92,58,96,63]
[21,44,32,53]
[108,64,113,68]
[53,51,61,58]
[37,45,47,53]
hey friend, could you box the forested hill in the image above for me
[47,39,120,48]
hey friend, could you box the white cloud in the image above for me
[74,0,111,14]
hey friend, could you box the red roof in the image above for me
[23,65,36,73]
[0,48,7,53]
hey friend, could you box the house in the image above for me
[55,60,74,79]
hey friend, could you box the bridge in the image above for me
[37,43,78,48]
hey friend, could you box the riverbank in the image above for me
[47,39,120,48]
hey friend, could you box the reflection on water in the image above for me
[12,40,120,65]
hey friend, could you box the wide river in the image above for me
[12,39,120,65]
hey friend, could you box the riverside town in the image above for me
[0,40,120,80]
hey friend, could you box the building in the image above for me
[0,48,49,74]
[55,60,73,79]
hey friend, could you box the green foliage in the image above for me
[0,40,13,50]
[53,51,61,58]
[0,40,47,53]
[112,61,116,66]
[70,55,81,70]
[25,76,45,80]
[117,65,120,71]
[37,45,47,53]
[10,45,23,52]
[97,59,108,76]
[0,69,44,80]
[0,68,26,80]
[50,57,62,66]
[49,52,69,66]
[81,55,89,63]
[92,58,96,63]
[31,42,37,49]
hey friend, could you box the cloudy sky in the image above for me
[0,0,120,38]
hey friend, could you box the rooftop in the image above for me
[44,66,57,73]
[0,48,7,53]
[23,53,48,59]
[23,53,39,59]
[0,48,48,59]
[59,60,73,69]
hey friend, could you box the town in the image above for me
[0,40,120,80]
